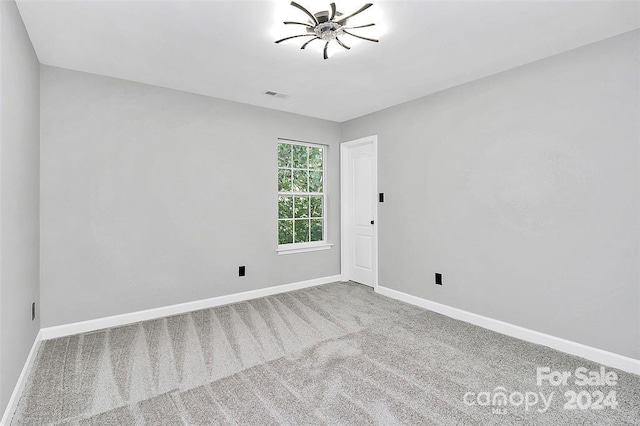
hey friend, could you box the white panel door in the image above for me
[342,138,377,287]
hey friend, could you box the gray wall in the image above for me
[342,31,640,359]
[40,66,341,327]
[0,0,41,413]
[37,29,640,361]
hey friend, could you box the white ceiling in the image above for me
[16,0,640,122]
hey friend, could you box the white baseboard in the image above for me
[1,330,43,426]
[41,275,342,340]
[376,285,640,376]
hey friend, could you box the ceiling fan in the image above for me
[275,2,378,60]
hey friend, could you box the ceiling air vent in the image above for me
[264,91,289,99]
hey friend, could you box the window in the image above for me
[277,140,330,254]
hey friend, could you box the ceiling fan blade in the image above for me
[301,37,320,49]
[335,37,351,50]
[284,21,315,28]
[344,23,375,29]
[275,34,316,44]
[290,1,319,26]
[337,3,373,24]
[323,41,330,60]
[343,29,379,43]
[329,2,337,20]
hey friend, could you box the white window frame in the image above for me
[277,139,333,255]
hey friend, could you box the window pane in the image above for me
[310,196,323,218]
[279,220,293,245]
[278,143,292,167]
[278,169,292,192]
[278,196,293,219]
[293,145,308,168]
[292,170,308,192]
[310,219,323,241]
[294,196,309,218]
[294,219,310,243]
[309,171,323,192]
[277,141,326,247]
[309,147,322,169]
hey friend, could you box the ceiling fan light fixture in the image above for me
[275,1,378,60]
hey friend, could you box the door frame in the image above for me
[340,135,378,289]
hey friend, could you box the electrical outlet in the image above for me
[435,273,442,286]
[32,302,36,321]
[239,266,246,277]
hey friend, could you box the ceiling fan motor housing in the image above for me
[313,21,344,40]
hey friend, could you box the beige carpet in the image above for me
[11,282,640,424]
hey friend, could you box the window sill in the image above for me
[277,243,334,255]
